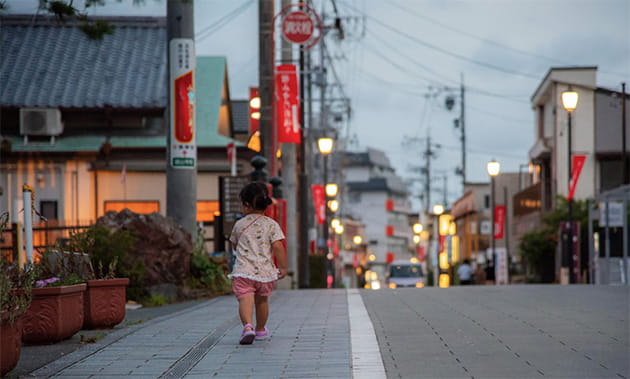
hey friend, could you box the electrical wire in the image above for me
[339,0,541,80]
[195,0,253,43]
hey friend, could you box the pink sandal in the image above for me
[239,324,255,345]
[255,327,269,340]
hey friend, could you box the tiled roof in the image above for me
[0,15,166,109]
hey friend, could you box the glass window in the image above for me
[390,264,423,278]
[197,201,220,222]
[104,201,159,214]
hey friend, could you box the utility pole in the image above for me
[259,0,275,176]
[166,0,197,237]
[281,0,298,289]
[460,73,466,187]
[622,82,628,185]
[424,135,434,214]
[298,7,310,289]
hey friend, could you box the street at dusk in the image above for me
[1,0,629,378]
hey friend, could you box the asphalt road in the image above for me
[361,285,629,379]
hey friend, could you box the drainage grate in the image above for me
[159,316,241,379]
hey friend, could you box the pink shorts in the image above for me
[232,277,276,299]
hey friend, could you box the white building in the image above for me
[525,66,629,283]
[342,148,415,280]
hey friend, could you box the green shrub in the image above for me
[143,293,167,307]
[190,252,231,295]
[67,226,145,301]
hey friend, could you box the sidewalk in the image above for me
[24,290,355,378]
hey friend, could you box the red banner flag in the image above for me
[494,205,506,239]
[311,184,325,224]
[275,64,301,143]
[568,155,586,200]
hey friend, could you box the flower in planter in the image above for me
[34,277,60,288]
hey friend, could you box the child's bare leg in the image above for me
[238,295,255,328]
[254,295,269,331]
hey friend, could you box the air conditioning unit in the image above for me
[20,108,64,136]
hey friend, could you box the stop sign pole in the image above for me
[271,3,321,288]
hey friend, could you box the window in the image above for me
[484,195,490,209]
[197,201,220,222]
[40,200,58,220]
[104,201,159,214]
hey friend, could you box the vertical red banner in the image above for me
[311,184,325,224]
[494,205,506,239]
[568,155,586,200]
[417,245,425,262]
[275,64,302,143]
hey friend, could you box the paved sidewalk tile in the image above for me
[184,290,352,378]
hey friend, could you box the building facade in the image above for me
[342,148,415,282]
[0,16,249,253]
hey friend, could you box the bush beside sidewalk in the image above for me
[7,299,208,378]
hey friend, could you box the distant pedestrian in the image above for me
[228,182,288,345]
[457,259,473,285]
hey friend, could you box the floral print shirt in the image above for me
[228,214,285,283]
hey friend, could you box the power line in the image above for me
[365,28,531,104]
[339,0,542,80]
[195,0,253,42]
[384,0,567,65]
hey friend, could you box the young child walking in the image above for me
[228,182,288,345]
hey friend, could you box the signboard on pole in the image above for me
[495,247,509,285]
[568,154,586,200]
[276,4,322,50]
[169,38,196,169]
[282,11,314,44]
[311,184,325,225]
[275,64,301,143]
[494,205,506,239]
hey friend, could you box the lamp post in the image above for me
[562,88,578,284]
[318,137,334,286]
[432,204,444,287]
[487,159,500,276]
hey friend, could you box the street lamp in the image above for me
[318,137,334,288]
[487,159,500,276]
[325,183,338,197]
[412,223,423,234]
[562,87,578,284]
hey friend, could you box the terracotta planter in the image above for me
[83,278,130,329]
[0,314,23,376]
[22,283,86,344]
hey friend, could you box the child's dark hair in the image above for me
[240,182,273,210]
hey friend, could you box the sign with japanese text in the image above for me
[494,205,506,239]
[568,154,586,200]
[226,142,236,176]
[275,64,301,144]
[495,247,509,285]
[311,184,325,224]
[282,11,314,44]
[169,38,196,168]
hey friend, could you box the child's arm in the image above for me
[272,240,288,279]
